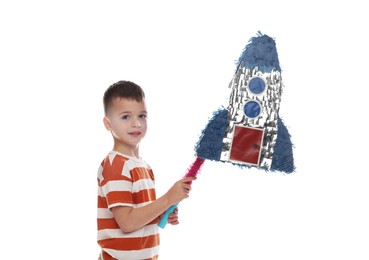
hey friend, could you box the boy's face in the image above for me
[104,97,147,153]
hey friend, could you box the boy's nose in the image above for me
[132,117,141,127]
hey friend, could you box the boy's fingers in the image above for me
[183,177,197,182]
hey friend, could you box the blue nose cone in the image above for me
[237,32,281,73]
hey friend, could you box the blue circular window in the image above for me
[243,100,262,118]
[248,77,266,95]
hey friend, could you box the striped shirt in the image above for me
[97,151,160,260]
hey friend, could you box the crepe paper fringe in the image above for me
[183,157,205,184]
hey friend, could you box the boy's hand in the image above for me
[165,177,196,205]
[167,208,179,225]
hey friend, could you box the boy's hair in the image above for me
[103,80,145,114]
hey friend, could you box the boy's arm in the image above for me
[112,177,195,233]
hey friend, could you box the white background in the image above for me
[1,1,368,259]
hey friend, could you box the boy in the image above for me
[97,80,195,260]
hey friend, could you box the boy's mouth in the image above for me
[129,131,141,137]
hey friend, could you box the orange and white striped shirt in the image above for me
[97,151,160,260]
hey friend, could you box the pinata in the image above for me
[159,32,295,228]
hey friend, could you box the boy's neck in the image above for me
[113,144,140,159]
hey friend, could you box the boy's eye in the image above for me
[139,114,147,119]
[121,115,130,120]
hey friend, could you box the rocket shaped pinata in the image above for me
[159,32,294,228]
[195,32,295,173]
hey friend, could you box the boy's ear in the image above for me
[103,116,112,131]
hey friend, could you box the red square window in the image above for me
[229,125,264,166]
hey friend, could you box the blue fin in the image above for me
[270,118,295,173]
[195,108,228,161]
